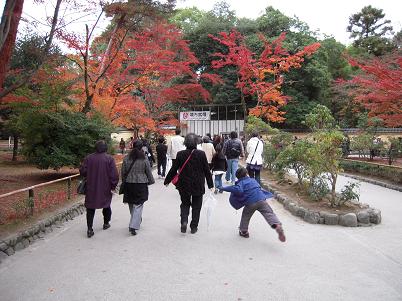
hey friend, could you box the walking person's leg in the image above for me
[225,159,232,182]
[189,195,203,233]
[247,165,255,179]
[256,200,286,242]
[239,203,258,237]
[157,159,161,176]
[129,204,144,234]
[231,159,239,184]
[161,158,167,177]
[86,208,95,237]
[102,207,112,229]
[179,190,191,232]
[254,169,261,184]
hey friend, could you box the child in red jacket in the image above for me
[220,167,286,242]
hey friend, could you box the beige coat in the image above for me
[201,143,216,163]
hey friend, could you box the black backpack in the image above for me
[228,140,241,158]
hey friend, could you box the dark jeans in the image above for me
[247,166,261,184]
[86,207,111,230]
[178,190,203,230]
[239,200,280,232]
[157,158,167,177]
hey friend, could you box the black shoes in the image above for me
[190,228,198,234]
[103,223,111,230]
[180,222,187,233]
[87,229,94,238]
[129,228,137,235]
[239,230,249,238]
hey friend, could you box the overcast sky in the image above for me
[1,0,400,46]
[176,0,401,44]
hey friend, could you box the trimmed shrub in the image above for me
[340,159,402,185]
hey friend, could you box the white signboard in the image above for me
[180,111,211,121]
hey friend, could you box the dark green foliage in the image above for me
[347,5,395,56]
[17,111,114,169]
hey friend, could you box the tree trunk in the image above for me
[0,0,24,92]
[12,134,18,161]
[331,174,337,206]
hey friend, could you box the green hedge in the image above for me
[340,160,402,185]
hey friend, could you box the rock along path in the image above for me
[0,173,401,301]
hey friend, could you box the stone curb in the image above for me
[260,179,381,227]
[0,203,85,262]
[340,173,402,192]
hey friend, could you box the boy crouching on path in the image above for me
[219,167,286,242]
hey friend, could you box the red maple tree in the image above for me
[115,21,220,133]
[209,30,320,123]
[341,53,402,127]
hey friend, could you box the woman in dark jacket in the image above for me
[80,140,119,238]
[121,140,155,235]
[164,133,214,234]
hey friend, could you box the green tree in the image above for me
[244,116,279,135]
[275,139,313,185]
[304,104,335,130]
[347,5,395,56]
[17,111,113,169]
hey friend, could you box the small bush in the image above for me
[338,182,360,206]
[340,160,402,185]
[308,176,330,201]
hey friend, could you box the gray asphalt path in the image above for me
[0,174,401,301]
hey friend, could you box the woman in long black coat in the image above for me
[164,133,214,234]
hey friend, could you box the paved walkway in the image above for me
[0,173,401,301]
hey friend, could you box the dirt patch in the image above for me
[261,170,365,215]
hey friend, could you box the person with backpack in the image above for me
[219,167,286,242]
[246,131,264,184]
[222,131,244,184]
[164,133,214,234]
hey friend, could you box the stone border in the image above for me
[260,179,382,227]
[0,203,85,263]
[341,173,402,192]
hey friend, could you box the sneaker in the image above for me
[275,225,286,242]
[239,230,249,238]
[103,223,111,230]
[214,189,218,194]
[190,227,198,234]
[180,222,187,233]
[129,228,137,236]
[87,229,94,238]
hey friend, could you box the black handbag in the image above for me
[77,178,87,195]
[119,160,135,195]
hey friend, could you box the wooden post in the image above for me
[28,189,34,215]
[67,178,72,200]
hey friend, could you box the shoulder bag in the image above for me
[119,160,136,195]
[247,140,262,171]
[77,178,87,195]
[171,150,195,186]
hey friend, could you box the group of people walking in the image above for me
[79,129,285,242]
